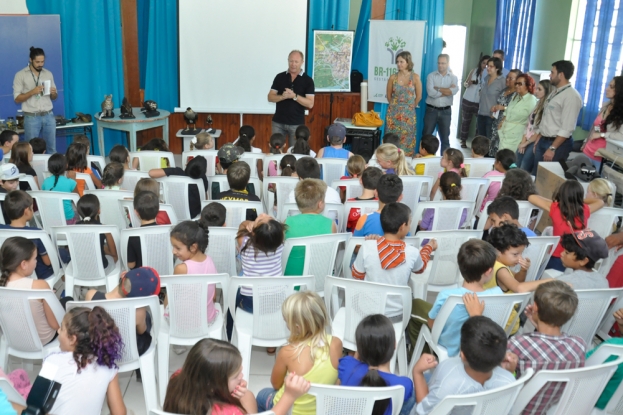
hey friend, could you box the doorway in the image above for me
[442,25,467,150]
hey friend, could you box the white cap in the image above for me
[0,163,21,181]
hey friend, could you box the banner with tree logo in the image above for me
[368,20,427,104]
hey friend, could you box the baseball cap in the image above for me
[572,229,609,262]
[0,163,20,181]
[327,123,346,139]
[218,143,243,164]
[120,267,160,297]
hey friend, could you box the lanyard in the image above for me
[546,84,571,104]
[30,66,41,98]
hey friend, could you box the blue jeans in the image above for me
[24,112,56,153]
[476,115,493,139]
[272,121,300,147]
[422,106,451,154]
[256,388,277,412]
[516,142,536,173]
[531,137,574,175]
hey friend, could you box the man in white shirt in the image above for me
[423,54,459,154]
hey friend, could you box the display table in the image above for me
[176,129,222,151]
[96,107,170,155]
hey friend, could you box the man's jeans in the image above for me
[271,121,300,147]
[24,112,56,153]
[422,106,451,155]
[531,136,573,175]
[476,115,493,141]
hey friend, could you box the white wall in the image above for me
[0,0,28,14]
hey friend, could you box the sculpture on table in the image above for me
[120,97,135,119]
[99,95,114,119]
[206,114,214,133]
[142,100,160,118]
[181,107,201,135]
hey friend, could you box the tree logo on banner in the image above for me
[385,37,406,63]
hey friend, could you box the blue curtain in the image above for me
[26,0,126,155]
[493,0,537,72]
[136,0,150,90]
[575,0,623,130]
[307,0,350,75]
[352,0,373,78]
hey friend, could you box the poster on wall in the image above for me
[312,30,354,92]
[368,20,426,104]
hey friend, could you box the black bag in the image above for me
[351,70,364,92]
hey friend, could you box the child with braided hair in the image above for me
[419,171,468,231]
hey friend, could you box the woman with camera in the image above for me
[458,55,490,148]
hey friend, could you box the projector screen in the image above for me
[177,0,309,114]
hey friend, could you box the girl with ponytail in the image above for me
[289,125,316,157]
[0,237,60,345]
[42,306,125,414]
[375,143,414,176]
[75,194,118,268]
[41,153,78,223]
[338,314,415,415]
[101,162,125,189]
[168,220,218,324]
[420,171,468,231]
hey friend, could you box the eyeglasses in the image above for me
[515,82,525,86]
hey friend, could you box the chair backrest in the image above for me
[130,150,176,171]
[19,174,39,190]
[228,276,314,340]
[332,178,363,200]
[585,343,623,414]
[596,246,623,278]
[460,177,489,205]
[160,274,229,339]
[239,152,265,178]
[413,230,483,288]
[400,176,434,213]
[204,227,238,277]
[66,296,160,371]
[28,191,80,234]
[51,225,120,281]
[87,155,106,173]
[324,276,412,344]
[282,234,349,292]
[0,287,65,354]
[342,200,379,230]
[182,150,218,175]
[342,236,364,279]
[118,199,178,229]
[0,378,26,407]
[281,203,345,232]
[202,200,265,229]
[521,236,559,282]
[120,170,150,192]
[463,158,494,177]
[430,369,534,415]
[85,189,134,231]
[588,207,623,238]
[412,156,442,178]
[75,172,96,191]
[120,225,174,275]
[411,200,475,233]
[158,176,206,220]
[0,229,62,284]
[308,383,405,415]
[317,158,348,186]
[511,355,623,415]
[262,153,307,178]
[209,175,262,201]
[561,288,623,345]
[516,201,543,229]
[31,154,51,186]
[262,176,299,218]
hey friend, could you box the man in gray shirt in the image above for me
[423,54,459,154]
[530,60,583,175]
[13,47,58,153]
[557,230,610,289]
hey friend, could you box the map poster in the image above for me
[312,30,354,92]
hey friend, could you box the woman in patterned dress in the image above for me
[385,51,422,157]
[489,69,521,156]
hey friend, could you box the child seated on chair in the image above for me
[66,142,102,195]
[351,202,436,319]
[75,194,118,269]
[41,154,79,224]
[338,314,416,415]
[73,134,102,179]
[413,316,515,415]
[354,174,403,237]
[126,191,160,270]
[346,166,382,232]
[317,123,354,159]
[479,149,516,213]
[191,131,215,150]
[101,162,124,190]
[414,135,440,175]
[199,201,227,227]
[284,179,337,276]
[30,137,47,155]
[0,130,18,162]
[215,161,259,221]
[503,280,585,415]
[556,230,609,289]
[132,137,170,170]
[406,239,503,359]
[419,171,468,231]
[134,178,170,225]
[148,155,208,219]
[338,155,366,202]
[286,157,342,205]
[471,135,490,158]
[375,143,415,176]
[0,190,56,279]
[485,196,536,236]
[108,144,133,171]
[0,164,21,223]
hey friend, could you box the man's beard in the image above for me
[32,65,42,72]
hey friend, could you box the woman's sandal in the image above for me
[460,140,468,149]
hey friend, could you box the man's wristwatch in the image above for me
[293,94,298,101]
[549,146,557,152]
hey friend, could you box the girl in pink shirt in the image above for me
[430,148,467,200]
[480,148,516,212]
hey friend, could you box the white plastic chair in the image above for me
[75,172,96,191]
[561,288,623,346]
[411,200,475,233]
[409,230,483,299]
[595,246,623,278]
[511,354,623,415]
[317,158,348,187]
[117,199,178,229]
[182,149,218,175]
[209,175,263,201]
[281,202,345,232]
[308,383,405,415]
[262,176,299,218]
[324,276,412,375]
[262,153,306,178]
[342,236,363,279]
[87,155,106,174]
[520,236,559,282]
[282,233,349,294]
[158,176,206,220]
[517,201,544,229]
[588,207,623,239]
[85,189,134,230]
[586,343,623,415]
[28,191,80,234]
[463,158,494,177]
[19,174,39,191]
[412,157,442,178]
[0,228,64,288]
[67,296,160,412]
[0,378,26,407]
[130,150,176,171]
[0,287,65,371]
[157,273,229,403]
[240,153,265,178]
[31,154,51,186]
[120,170,150,192]
[229,276,315,387]
[120,225,174,275]
[0,192,5,225]
[408,293,531,371]
[332,178,363,200]
[400,176,434,215]
[51,225,121,295]
[205,227,238,277]
[202,200,264,229]
[429,369,534,415]
[342,200,379,231]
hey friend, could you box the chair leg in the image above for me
[233,328,252,387]
[396,336,408,377]
[0,337,8,372]
[139,350,159,411]
[157,334,170,406]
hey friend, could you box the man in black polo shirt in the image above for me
[268,50,315,146]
